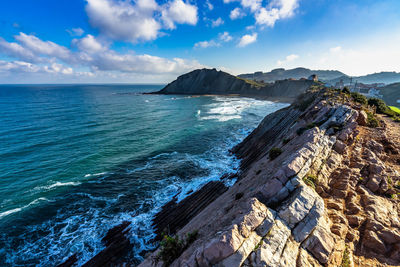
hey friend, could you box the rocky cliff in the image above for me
[140,86,400,267]
[154,68,315,100]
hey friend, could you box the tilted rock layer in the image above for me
[140,89,400,267]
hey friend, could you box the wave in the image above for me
[0,197,51,220]
[84,172,108,178]
[1,98,287,266]
[32,181,82,192]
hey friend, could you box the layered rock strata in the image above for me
[140,89,400,267]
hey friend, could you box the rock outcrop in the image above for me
[140,87,400,267]
[153,68,315,100]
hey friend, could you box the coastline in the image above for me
[144,92,296,103]
[139,87,400,267]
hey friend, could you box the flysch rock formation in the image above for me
[140,87,400,267]
[152,68,315,101]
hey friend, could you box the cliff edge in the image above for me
[154,68,315,101]
[140,86,400,267]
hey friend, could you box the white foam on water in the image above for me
[198,96,271,122]
[0,197,51,220]
[34,181,82,191]
[84,172,108,178]
[3,98,289,266]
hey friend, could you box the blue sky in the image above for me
[0,0,400,83]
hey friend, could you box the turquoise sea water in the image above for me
[0,84,289,266]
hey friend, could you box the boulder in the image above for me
[363,230,386,254]
[357,110,368,126]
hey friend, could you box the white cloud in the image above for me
[0,32,205,82]
[85,0,197,43]
[276,53,299,65]
[219,32,233,42]
[161,0,198,30]
[205,0,213,10]
[224,0,299,27]
[330,46,342,53]
[255,0,299,27]
[67,28,85,37]
[194,32,233,49]
[230,8,245,20]
[211,17,224,27]
[240,0,262,12]
[73,34,105,53]
[194,40,220,48]
[15,33,72,62]
[238,33,257,47]
[85,0,160,42]
[0,38,39,63]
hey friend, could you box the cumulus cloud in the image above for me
[67,28,85,37]
[219,32,233,42]
[211,17,224,27]
[277,54,299,65]
[224,0,299,27]
[85,0,197,43]
[230,7,245,20]
[255,0,299,27]
[0,38,39,63]
[73,34,105,53]
[194,32,233,49]
[237,33,257,47]
[15,32,72,62]
[0,32,204,82]
[161,0,198,29]
[85,0,160,42]
[194,40,220,49]
[205,0,213,10]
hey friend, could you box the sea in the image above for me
[0,84,289,266]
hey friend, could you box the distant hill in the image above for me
[153,68,315,100]
[239,68,400,85]
[380,82,400,106]
[327,72,400,85]
[238,68,345,83]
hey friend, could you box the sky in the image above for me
[0,0,400,83]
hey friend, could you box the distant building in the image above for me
[354,82,383,98]
[308,74,318,82]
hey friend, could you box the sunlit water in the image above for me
[0,84,289,266]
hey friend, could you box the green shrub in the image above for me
[303,174,317,189]
[366,111,379,128]
[342,87,351,94]
[157,230,199,266]
[340,245,350,267]
[350,92,368,105]
[269,147,282,160]
[282,138,291,145]
[368,98,389,114]
[295,92,317,111]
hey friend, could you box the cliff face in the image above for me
[156,68,315,100]
[140,88,400,267]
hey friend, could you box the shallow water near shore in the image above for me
[0,84,289,266]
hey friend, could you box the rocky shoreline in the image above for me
[65,85,400,267]
[139,87,400,267]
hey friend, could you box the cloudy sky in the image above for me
[0,0,400,83]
